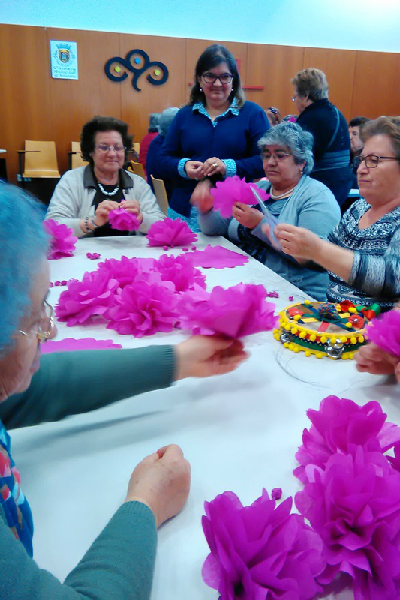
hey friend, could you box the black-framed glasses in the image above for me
[19,300,55,342]
[202,73,233,85]
[96,144,126,153]
[262,150,291,161]
[354,154,399,169]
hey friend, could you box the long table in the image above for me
[11,234,399,600]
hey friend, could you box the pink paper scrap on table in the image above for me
[108,207,141,231]
[184,245,248,269]
[147,218,197,248]
[41,338,122,354]
[210,175,269,218]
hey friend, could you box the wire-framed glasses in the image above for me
[262,150,291,161]
[354,154,399,169]
[95,144,126,153]
[19,300,54,342]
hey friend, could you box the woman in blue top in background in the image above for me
[157,44,269,231]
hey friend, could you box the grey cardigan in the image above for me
[46,166,165,238]
[198,176,341,300]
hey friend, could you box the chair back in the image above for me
[151,176,169,215]
[23,140,60,178]
[133,142,140,156]
[129,161,146,179]
[70,142,89,170]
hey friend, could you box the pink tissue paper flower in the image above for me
[202,489,325,600]
[56,270,119,326]
[43,219,77,260]
[154,254,206,293]
[41,338,122,354]
[108,207,141,231]
[210,175,269,218]
[295,447,400,600]
[147,218,197,247]
[105,272,178,337]
[97,255,154,288]
[366,309,400,358]
[184,245,249,269]
[294,395,400,484]
[178,283,278,338]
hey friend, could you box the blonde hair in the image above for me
[291,68,329,102]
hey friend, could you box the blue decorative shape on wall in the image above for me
[104,49,169,91]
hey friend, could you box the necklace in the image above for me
[97,180,120,197]
[270,185,297,200]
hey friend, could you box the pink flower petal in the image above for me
[43,219,77,260]
[108,207,141,231]
[366,309,400,357]
[210,176,269,218]
[147,218,197,247]
[184,245,249,269]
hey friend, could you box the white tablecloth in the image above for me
[11,234,399,600]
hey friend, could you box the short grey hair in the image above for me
[148,113,160,132]
[158,107,179,137]
[291,68,329,102]
[257,122,314,175]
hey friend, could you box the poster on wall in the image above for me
[50,40,78,80]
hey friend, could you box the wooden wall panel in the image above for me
[351,51,400,118]
[46,28,121,175]
[245,44,304,116]
[302,47,357,119]
[0,25,53,182]
[119,34,187,144]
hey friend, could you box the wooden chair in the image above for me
[129,161,146,179]
[68,141,89,170]
[18,140,60,179]
[133,142,140,156]
[151,175,169,215]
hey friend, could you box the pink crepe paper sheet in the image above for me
[147,218,197,247]
[178,283,278,338]
[202,489,325,600]
[294,395,400,485]
[184,245,248,269]
[154,254,206,293]
[366,309,400,358]
[43,219,77,260]
[56,271,119,326]
[295,446,400,600]
[105,272,178,337]
[41,338,122,354]
[210,175,269,218]
[108,207,141,231]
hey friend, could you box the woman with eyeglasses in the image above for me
[291,68,353,207]
[0,182,247,599]
[47,116,165,237]
[194,122,341,300]
[272,117,400,309]
[156,44,269,231]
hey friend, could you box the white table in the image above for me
[11,235,399,600]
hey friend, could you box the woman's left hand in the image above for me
[121,199,144,225]
[203,157,227,178]
[274,224,322,260]
[355,342,399,377]
[232,203,263,230]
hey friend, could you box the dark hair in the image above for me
[189,44,245,108]
[349,116,370,129]
[361,116,400,160]
[80,116,133,164]
[148,113,160,133]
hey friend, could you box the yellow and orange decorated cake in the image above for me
[273,300,381,359]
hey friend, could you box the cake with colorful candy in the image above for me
[273,300,381,359]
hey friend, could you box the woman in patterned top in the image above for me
[272,116,400,309]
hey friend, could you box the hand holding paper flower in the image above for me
[210,176,269,218]
[108,207,141,231]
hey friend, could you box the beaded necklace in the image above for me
[97,180,120,197]
[270,185,297,200]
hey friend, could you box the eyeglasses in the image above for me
[19,300,55,342]
[95,144,126,153]
[354,154,399,169]
[202,73,233,85]
[262,151,291,161]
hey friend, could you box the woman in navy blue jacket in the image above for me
[157,44,269,230]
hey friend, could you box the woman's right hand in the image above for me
[190,179,214,213]
[125,444,191,527]
[185,160,205,180]
[94,200,121,226]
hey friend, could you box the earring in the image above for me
[200,87,203,92]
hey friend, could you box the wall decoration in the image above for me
[50,40,78,80]
[104,49,168,91]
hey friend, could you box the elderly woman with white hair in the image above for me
[194,121,341,300]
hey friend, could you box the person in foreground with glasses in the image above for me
[194,122,340,300]
[47,115,165,237]
[0,183,247,599]
[271,117,400,309]
[157,44,269,231]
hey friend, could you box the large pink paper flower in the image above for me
[202,489,325,600]
[294,396,400,484]
[105,272,178,337]
[108,207,141,231]
[56,271,119,326]
[154,254,206,293]
[147,218,197,247]
[210,176,269,218]
[178,283,278,338]
[43,219,77,260]
[97,255,153,288]
[366,309,400,358]
[184,245,249,269]
[295,447,400,600]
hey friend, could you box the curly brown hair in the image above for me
[80,116,133,163]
